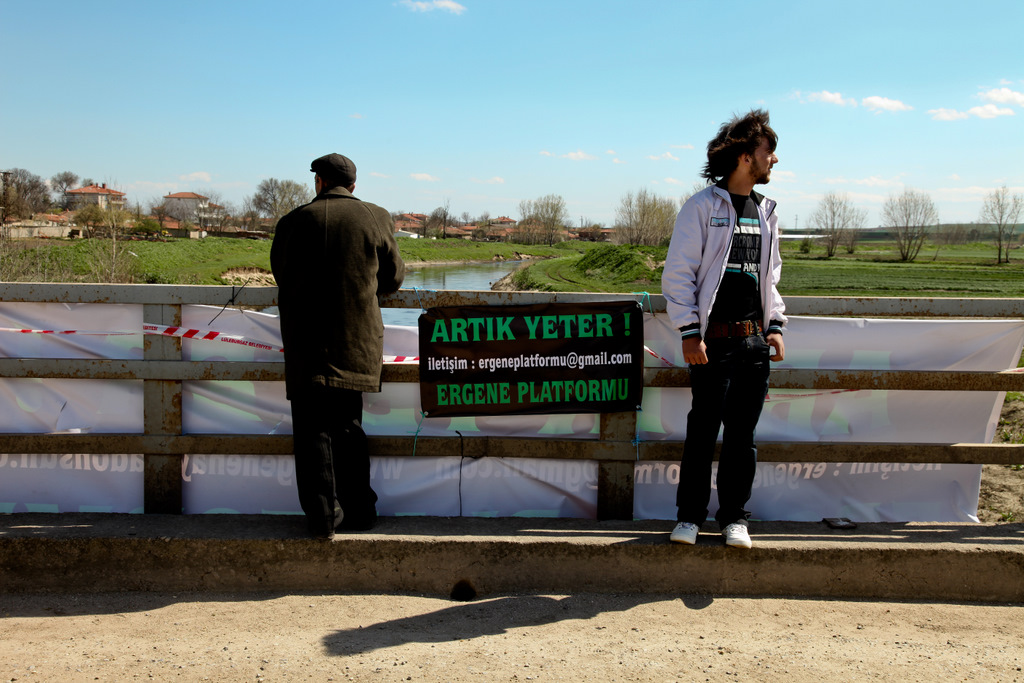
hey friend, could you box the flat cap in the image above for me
[310,153,357,185]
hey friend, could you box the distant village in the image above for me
[1,179,615,244]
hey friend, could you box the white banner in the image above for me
[0,302,1021,522]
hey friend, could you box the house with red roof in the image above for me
[65,184,127,211]
[163,191,225,228]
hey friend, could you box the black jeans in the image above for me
[289,384,377,534]
[676,334,771,528]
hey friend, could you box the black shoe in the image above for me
[337,510,377,531]
[307,503,344,539]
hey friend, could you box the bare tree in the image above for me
[842,227,861,254]
[932,223,969,260]
[882,189,938,262]
[3,168,51,218]
[980,186,1023,264]
[529,194,569,246]
[614,188,678,246]
[238,195,263,231]
[50,171,79,209]
[433,199,453,238]
[809,192,867,257]
[149,199,171,228]
[253,178,312,228]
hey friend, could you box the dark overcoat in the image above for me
[271,187,405,398]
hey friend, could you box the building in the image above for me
[65,184,127,210]
[162,192,225,228]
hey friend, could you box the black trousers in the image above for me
[676,334,771,528]
[289,384,377,534]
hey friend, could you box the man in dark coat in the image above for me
[271,153,405,538]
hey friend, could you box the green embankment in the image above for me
[505,242,1024,298]
[9,236,1024,298]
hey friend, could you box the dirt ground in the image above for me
[2,592,1023,682]
[978,398,1024,523]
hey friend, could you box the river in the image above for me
[383,261,520,326]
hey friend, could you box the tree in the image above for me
[979,186,1023,264]
[238,195,263,231]
[519,194,569,246]
[74,204,108,236]
[424,199,454,238]
[614,188,678,246]
[3,168,51,218]
[252,178,312,228]
[149,199,171,228]
[882,189,938,262]
[842,227,861,254]
[85,204,136,283]
[932,223,969,261]
[808,192,867,257]
[50,171,79,209]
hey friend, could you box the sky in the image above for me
[2,0,1022,230]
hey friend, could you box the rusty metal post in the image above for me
[143,303,183,514]
[596,411,637,520]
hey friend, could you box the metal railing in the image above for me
[0,283,1022,519]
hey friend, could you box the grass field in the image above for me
[508,240,1024,297]
[4,235,1023,297]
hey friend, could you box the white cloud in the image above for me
[410,173,440,181]
[350,113,365,119]
[933,185,1007,203]
[979,87,1024,107]
[539,150,554,157]
[670,144,695,150]
[179,171,212,183]
[861,96,913,113]
[399,0,466,14]
[823,175,903,188]
[562,150,596,161]
[647,151,679,161]
[612,158,624,164]
[606,149,616,155]
[664,177,687,186]
[928,108,969,121]
[471,176,505,185]
[771,170,797,182]
[370,172,389,178]
[968,104,1015,119]
[807,90,857,106]
[949,174,960,181]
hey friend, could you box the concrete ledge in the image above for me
[1,514,1022,602]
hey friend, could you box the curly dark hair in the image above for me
[701,109,777,182]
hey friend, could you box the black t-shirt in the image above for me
[709,187,763,323]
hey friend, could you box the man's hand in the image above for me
[682,336,708,365]
[766,332,785,361]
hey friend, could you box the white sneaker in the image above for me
[722,523,752,549]
[669,522,699,544]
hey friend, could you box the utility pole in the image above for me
[0,171,12,230]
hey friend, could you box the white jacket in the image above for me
[661,183,786,337]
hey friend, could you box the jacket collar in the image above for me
[711,180,772,211]
[317,186,357,200]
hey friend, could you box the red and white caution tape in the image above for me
[0,324,420,362]
[142,323,283,352]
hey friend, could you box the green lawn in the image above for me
[6,235,1024,298]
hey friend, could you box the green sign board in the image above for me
[418,301,644,417]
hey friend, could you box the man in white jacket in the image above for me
[661,109,787,549]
